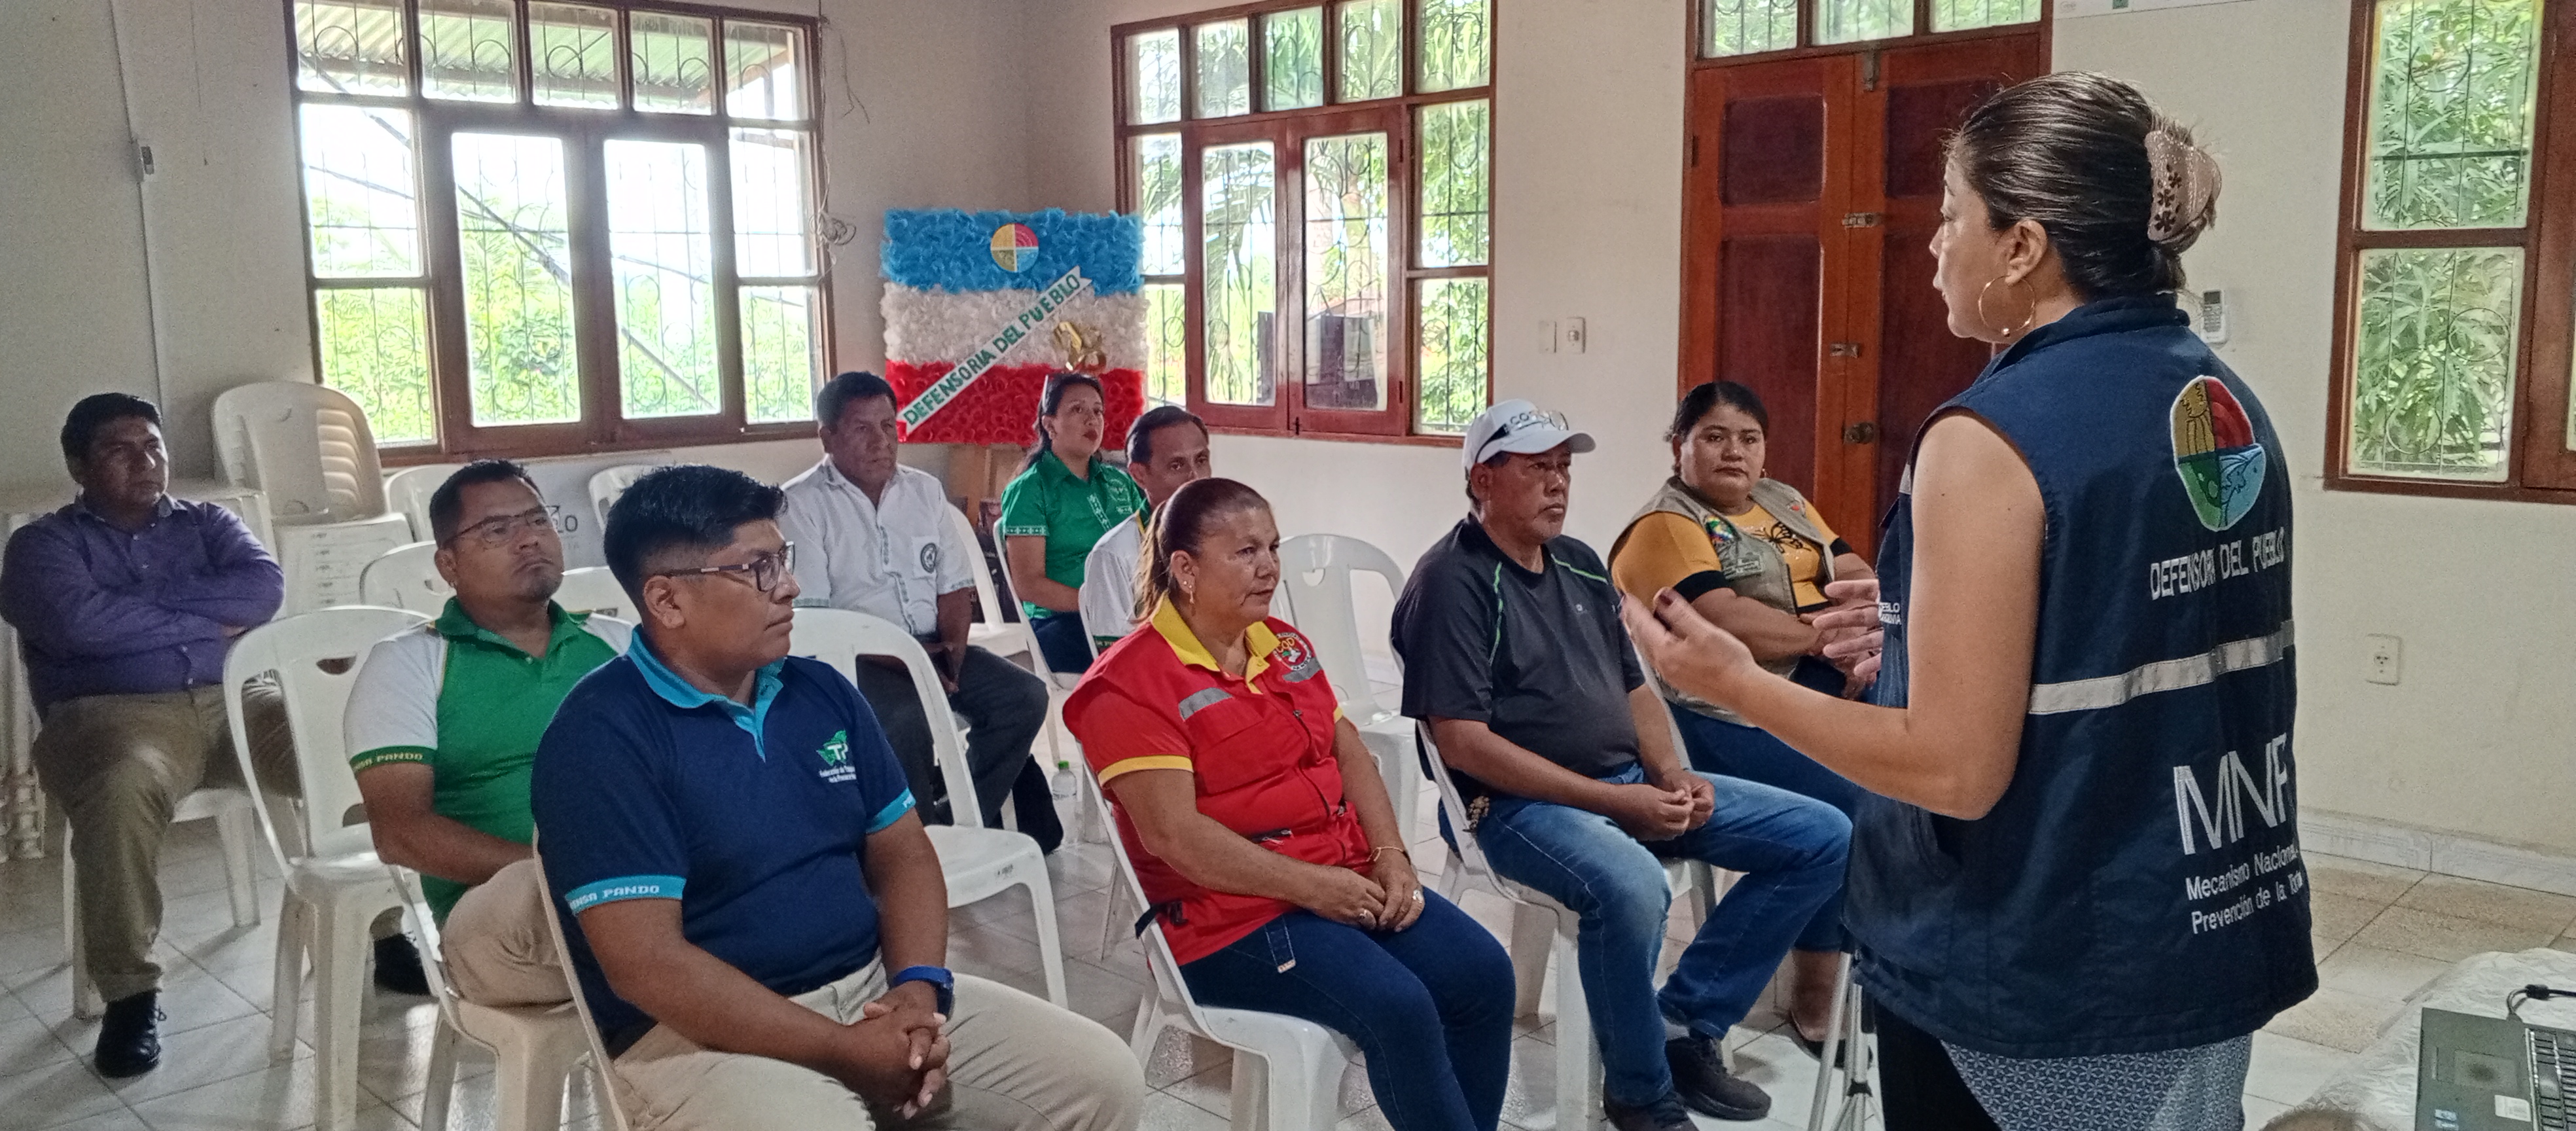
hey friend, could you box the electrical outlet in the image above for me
[1539,319,1558,353]
[1564,317,1588,353]
[2365,634,2403,685]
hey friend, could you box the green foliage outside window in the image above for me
[2350,0,2538,479]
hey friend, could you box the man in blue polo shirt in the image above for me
[531,465,1141,1131]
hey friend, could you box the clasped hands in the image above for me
[1301,852,1427,933]
[829,979,951,1119]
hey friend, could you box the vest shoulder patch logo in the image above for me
[1272,630,1322,682]
[2170,376,2268,532]
[918,541,940,574]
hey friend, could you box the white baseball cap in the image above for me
[1463,399,1596,469]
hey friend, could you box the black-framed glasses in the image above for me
[655,543,796,594]
[444,506,556,550]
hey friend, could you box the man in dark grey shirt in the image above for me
[1393,400,1850,1130]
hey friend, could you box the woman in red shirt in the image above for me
[1066,478,1514,1131]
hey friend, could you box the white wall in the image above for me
[0,0,1037,488]
[0,2,163,483]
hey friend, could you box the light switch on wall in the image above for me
[1564,317,1588,353]
[1539,319,1558,353]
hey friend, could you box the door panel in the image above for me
[1683,34,2042,556]
[1721,236,1822,493]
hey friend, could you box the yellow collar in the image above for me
[1149,598,1280,685]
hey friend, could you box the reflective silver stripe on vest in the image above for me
[1177,687,1231,720]
[2025,621,2295,716]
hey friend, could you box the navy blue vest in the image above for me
[1853,294,2315,1058]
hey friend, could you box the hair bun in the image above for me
[2145,126,2221,248]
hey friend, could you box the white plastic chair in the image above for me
[393,867,592,1131]
[787,608,1067,1007]
[1100,783,1359,1131]
[224,605,433,1131]
[359,542,452,615]
[529,840,636,1131]
[211,382,390,526]
[1274,534,1421,846]
[383,465,463,541]
[586,466,657,534]
[62,787,260,1018]
[1416,724,1719,1131]
[946,503,1035,664]
[551,567,630,620]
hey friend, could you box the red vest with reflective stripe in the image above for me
[1067,610,1371,963]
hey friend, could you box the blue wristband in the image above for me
[889,964,955,1014]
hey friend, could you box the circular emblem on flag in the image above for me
[990,223,1040,272]
[2170,375,2268,531]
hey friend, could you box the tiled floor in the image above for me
[4,797,2574,1131]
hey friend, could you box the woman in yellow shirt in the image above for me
[1607,380,1872,1049]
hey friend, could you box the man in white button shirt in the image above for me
[779,372,1058,849]
[1079,406,1213,653]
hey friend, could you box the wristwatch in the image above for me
[889,964,956,1014]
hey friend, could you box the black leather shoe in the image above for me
[373,935,431,996]
[94,990,162,1078]
[1603,1092,1694,1131]
[1668,1034,1772,1121]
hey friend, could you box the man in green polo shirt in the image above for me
[348,460,630,1005]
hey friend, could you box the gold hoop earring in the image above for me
[1975,276,2039,340]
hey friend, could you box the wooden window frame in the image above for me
[1113,0,1495,446]
[1688,0,2049,69]
[287,0,833,465]
[2326,0,2576,502]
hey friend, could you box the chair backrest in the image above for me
[785,609,985,825]
[391,867,466,1020]
[359,542,452,615]
[529,838,636,1131]
[382,465,462,542]
[944,503,1008,629]
[1413,721,1503,882]
[1274,534,1407,721]
[587,465,658,533]
[224,605,431,871]
[211,382,389,526]
[554,566,631,620]
[1092,781,1221,1037]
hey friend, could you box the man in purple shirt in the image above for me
[0,393,417,1079]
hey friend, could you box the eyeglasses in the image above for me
[655,543,796,594]
[445,507,556,549]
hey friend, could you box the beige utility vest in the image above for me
[1612,476,1836,723]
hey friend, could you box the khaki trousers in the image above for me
[33,683,295,1002]
[612,961,1146,1131]
[440,859,568,1007]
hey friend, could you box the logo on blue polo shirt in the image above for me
[818,730,856,783]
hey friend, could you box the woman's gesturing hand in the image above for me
[1622,590,1761,708]
[1810,578,1884,695]
[1368,853,1425,931]
[1304,865,1393,931]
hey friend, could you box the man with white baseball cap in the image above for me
[1393,401,1850,1130]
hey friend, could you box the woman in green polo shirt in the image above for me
[1000,372,1142,675]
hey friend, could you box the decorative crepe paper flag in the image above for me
[881,209,1147,446]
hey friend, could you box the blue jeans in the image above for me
[1668,702,1863,952]
[1181,892,1515,1131]
[1028,611,1095,675]
[1476,764,1849,1106]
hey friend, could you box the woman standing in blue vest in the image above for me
[1625,73,2312,1130]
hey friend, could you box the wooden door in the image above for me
[1681,35,2043,555]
